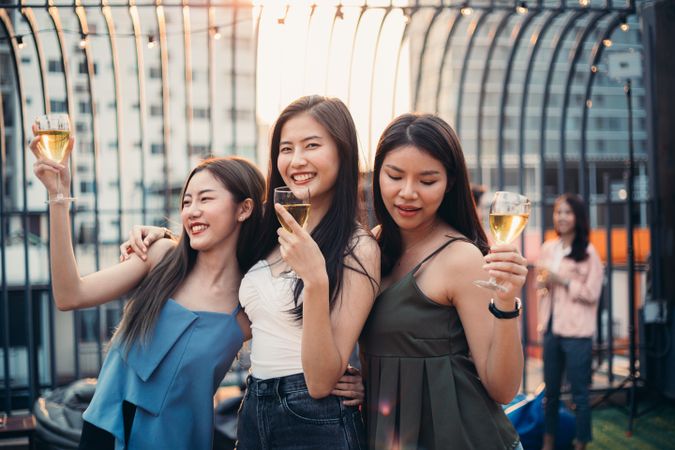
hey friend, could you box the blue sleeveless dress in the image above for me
[82,299,244,450]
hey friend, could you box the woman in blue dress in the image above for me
[31,134,264,450]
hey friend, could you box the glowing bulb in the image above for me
[79,34,87,49]
[579,0,589,7]
[586,99,592,108]
[620,17,629,32]
[147,35,157,49]
[603,38,612,47]
[460,3,473,16]
[591,65,598,73]
[516,1,528,15]
[16,35,25,49]
[213,27,222,40]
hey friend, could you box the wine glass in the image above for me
[34,114,75,203]
[474,191,531,292]
[274,186,310,278]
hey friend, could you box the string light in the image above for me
[213,27,222,40]
[16,35,25,49]
[591,65,598,73]
[402,7,411,24]
[603,38,612,47]
[620,16,629,32]
[277,5,289,25]
[579,0,589,7]
[147,35,157,49]
[586,99,592,108]
[516,1,528,15]
[79,33,87,49]
[460,2,473,16]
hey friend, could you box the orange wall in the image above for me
[542,228,650,264]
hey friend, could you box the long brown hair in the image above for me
[254,95,375,320]
[554,193,590,262]
[114,157,265,351]
[373,113,489,276]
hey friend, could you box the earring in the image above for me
[239,216,245,222]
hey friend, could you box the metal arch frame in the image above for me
[251,5,262,160]
[21,5,58,389]
[74,2,104,369]
[412,6,443,110]
[322,4,340,95]
[182,2,194,159]
[155,1,172,219]
[46,0,80,379]
[558,10,610,195]
[580,15,623,199]
[230,6,238,155]
[434,9,463,115]
[0,9,36,407]
[495,8,541,190]
[0,12,10,413]
[128,2,149,224]
[207,2,214,153]
[367,7,393,165]
[476,9,516,189]
[538,10,587,243]
[346,5,368,107]
[454,8,493,142]
[101,0,127,321]
[391,7,415,118]
[301,2,317,93]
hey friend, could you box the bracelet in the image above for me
[488,298,522,319]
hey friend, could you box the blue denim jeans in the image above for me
[236,373,366,450]
[543,332,593,443]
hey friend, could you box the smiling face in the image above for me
[553,199,576,237]
[276,113,340,212]
[378,145,448,231]
[180,170,242,252]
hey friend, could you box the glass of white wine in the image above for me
[474,191,531,292]
[274,186,310,279]
[34,113,75,203]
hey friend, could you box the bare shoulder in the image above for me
[146,238,177,269]
[348,227,380,262]
[437,238,484,274]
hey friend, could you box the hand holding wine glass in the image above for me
[474,191,531,292]
[30,114,75,204]
[274,186,312,279]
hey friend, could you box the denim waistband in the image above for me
[246,372,308,396]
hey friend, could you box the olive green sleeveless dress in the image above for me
[360,238,520,450]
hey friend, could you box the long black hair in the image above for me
[373,113,489,276]
[114,157,265,351]
[554,193,590,262]
[254,95,374,319]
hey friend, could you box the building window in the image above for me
[76,122,87,133]
[80,181,95,193]
[193,107,210,119]
[48,59,63,73]
[151,143,164,154]
[79,102,91,114]
[150,105,163,117]
[149,67,162,79]
[50,100,67,113]
[78,62,98,75]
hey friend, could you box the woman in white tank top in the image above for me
[122,96,379,449]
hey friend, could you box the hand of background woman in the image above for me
[274,204,327,286]
[29,125,74,197]
[482,243,529,303]
[119,225,168,262]
[331,365,365,406]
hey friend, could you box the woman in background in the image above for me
[536,193,604,450]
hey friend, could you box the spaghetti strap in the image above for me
[411,236,474,276]
[231,303,242,316]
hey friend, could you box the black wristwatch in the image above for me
[488,298,522,319]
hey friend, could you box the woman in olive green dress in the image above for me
[360,113,528,449]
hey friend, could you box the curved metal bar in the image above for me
[46,0,79,379]
[21,6,57,388]
[74,2,103,369]
[156,1,171,218]
[0,9,35,406]
[207,3,214,152]
[182,3,194,159]
[128,2,148,224]
[539,10,587,243]
[495,9,541,190]
[367,7,392,165]
[346,5,368,106]
[434,10,463,115]
[412,6,443,110]
[477,10,515,190]
[22,8,49,113]
[580,15,622,199]
[0,12,11,413]
[323,5,340,94]
[230,6,238,155]
[101,0,127,319]
[301,3,317,92]
[455,9,493,140]
[558,11,609,195]
[391,8,414,118]
[252,5,263,161]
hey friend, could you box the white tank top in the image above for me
[239,260,304,379]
